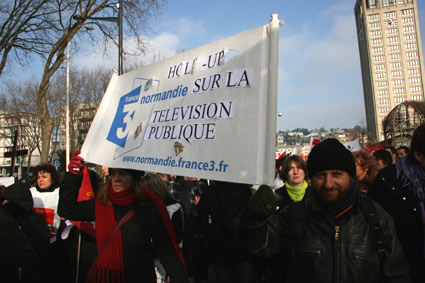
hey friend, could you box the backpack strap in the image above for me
[359,194,386,259]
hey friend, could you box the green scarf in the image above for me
[285,180,308,202]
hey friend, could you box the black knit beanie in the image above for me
[307,138,356,178]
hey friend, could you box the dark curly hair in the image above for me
[32,164,60,189]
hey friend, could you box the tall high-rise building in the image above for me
[354,0,425,141]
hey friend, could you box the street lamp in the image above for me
[67,2,123,169]
[73,0,123,75]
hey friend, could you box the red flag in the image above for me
[70,166,96,238]
[276,151,286,159]
[362,142,384,153]
[308,137,321,155]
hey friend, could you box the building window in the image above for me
[387,36,399,43]
[407,60,419,66]
[406,51,417,57]
[378,98,390,104]
[392,79,404,85]
[408,68,419,75]
[394,88,405,94]
[410,86,422,93]
[377,89,388,96]
[402,17,414,24]
[386,28,398,35]
[390,61,402,68]
[412,95,423,101]
[409,77,421,84]
[402,9,413,15]
[372,39,383,45]
[376,72,387,78]
[405,42,417,49]
[368,14,380,21]
[369,22,381,29]
[368,0,379,8]
[404,34,416,41]
[403,25,415,32]
[394,96,406,103]
[391,70,403,77]
[389,53,401,60]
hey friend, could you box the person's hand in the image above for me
[68,150,84,175]
[247,185,279,221]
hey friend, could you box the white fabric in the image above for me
[30,187,60,243]
[80,21,280,186]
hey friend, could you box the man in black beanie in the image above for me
[238,138,411,283]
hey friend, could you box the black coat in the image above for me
[369,163,425,283]
[239,191,411,283]
[196,182,252,265]
[58,173,187,283]
[0,182,50,283]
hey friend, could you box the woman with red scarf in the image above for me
[58,151,187,283]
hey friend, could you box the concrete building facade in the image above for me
[354,0,425,141]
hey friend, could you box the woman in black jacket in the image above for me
[58,151,187,283]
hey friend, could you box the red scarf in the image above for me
[93,183,185,283]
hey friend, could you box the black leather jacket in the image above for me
[239,193,411,283]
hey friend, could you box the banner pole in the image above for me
[265,14,284,185]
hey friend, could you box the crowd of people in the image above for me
[0,123,424,283]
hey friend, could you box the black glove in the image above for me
[68,150,84,175]
[247,185,280,221]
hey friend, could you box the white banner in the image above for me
[344,139,361,152]
[81,17,280,186]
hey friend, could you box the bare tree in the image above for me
[49,65,112,157]
[0,79,42,174]
[1,0,166,163]
[0,0,53,77]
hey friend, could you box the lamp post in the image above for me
[73,0,123,74]
[66,40,71,170]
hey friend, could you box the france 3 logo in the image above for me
[106,78,160,158]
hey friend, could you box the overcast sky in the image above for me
[12,0,425,132]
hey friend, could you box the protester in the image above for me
[62,168,100,283]
[275,154,311,204]
[144,173,184,243]
[373,149,393,170]
[0,182,50,282]
[369,123,425,282]
[269,154,311,283]
[58,151,187,283]
[385,146,397,164]
[397,145,409,159]
[352,150,378,193]
[30,164,62,242]
[274,156,286,190]
[197,181,256,283]
[144,173,185,282]
[239,138,410,283]
[30,163,70,282]
[169,176,207,281]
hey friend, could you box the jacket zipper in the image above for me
[334,225,340,283]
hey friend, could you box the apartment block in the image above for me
[354,0,425,140]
